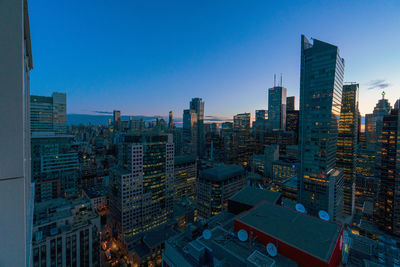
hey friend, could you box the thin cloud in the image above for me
[367,79,390,90]
[93,110,113,115]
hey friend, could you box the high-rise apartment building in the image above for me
[113,110,121,132]
[31,92,66,134]
[190,98,205,157]
[376,109,400,236]
[31,134,79,202]
[287,96,295,111]
[298,35,345,222]
[268,86,287,130]
[336,83,359,216]
[110,133,174,249]
[0,0,33,265]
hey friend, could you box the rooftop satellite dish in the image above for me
[318,210,330,221]
[266,243,277,257]
[295,203,306,214]
[202,229,212,240]
[238,229,248,242]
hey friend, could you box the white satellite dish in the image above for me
[202,229,212,240]
[238,229,248,242]
[295,203,306,213]
[318,210,330,221]
[266,243,277,257]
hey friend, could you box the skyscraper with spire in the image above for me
[298,35,345,222]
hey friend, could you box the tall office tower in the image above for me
[110,133,174,249]
[31,134,79,202]
[113,110,121,131]
[365,92,391,150]
[168,110,175,129]
[0,0,33,265]
[287,96,295,111]
[376,109,400,236]
[233,113,251,129]
[174,155,197,200]
[190,98,205,157]
[336,84,359,216]
[31,198,100,267]
[298,35,345,222]
[268,86,287,130]
[197,164,246,219]
[355,148,376,212]
[395,99,400,109]
[286,110,299,143]
[183,109,198,155]
[31,92,67,134]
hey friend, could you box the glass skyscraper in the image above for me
[268,86,287,130]
[298,35,345,221]
[336,83,359,216]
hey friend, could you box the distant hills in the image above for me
[67,114,171,126]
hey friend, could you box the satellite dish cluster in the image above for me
[295,202,330,222]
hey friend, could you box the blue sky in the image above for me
[29,0,400,119]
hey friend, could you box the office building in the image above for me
[113,110,121,131]
[31,92,66,134]
[31,134,79,202]
[286,96,295,111]
[174,155,197,200]
[336,83,359,216]
[197,164,246,219]
[31,198,100,267]
[365,92,391,149]
[255,109,267,121]
[298,35,345,222]
[286,110,299,143]
[268,86,287,130]
[190,98,205,157]
[376,109,400,236]
[183,109,198,155]
[355,148,377,212]
[110,133,174,249]
[0,1,33,265]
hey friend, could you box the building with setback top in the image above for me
[298,35,345,222]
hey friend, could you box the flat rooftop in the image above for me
[229,186,281,207]
[175,155,196,165]
[200,164,244,182]
[236,201,342,263]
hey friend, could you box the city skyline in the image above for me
[28,1,400,118]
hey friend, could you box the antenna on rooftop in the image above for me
[280,73,283,87]
[238,229,248,242]
[274,74,276,87]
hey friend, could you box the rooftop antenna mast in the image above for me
[274,74,276,87]
[280,73,283,87]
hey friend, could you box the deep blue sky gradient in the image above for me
[29,0,400,119]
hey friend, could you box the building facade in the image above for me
[0,1,33,264]
[174,155,197,200]
[31,92,66,134]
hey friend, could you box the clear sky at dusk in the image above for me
[29,0,400,119]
